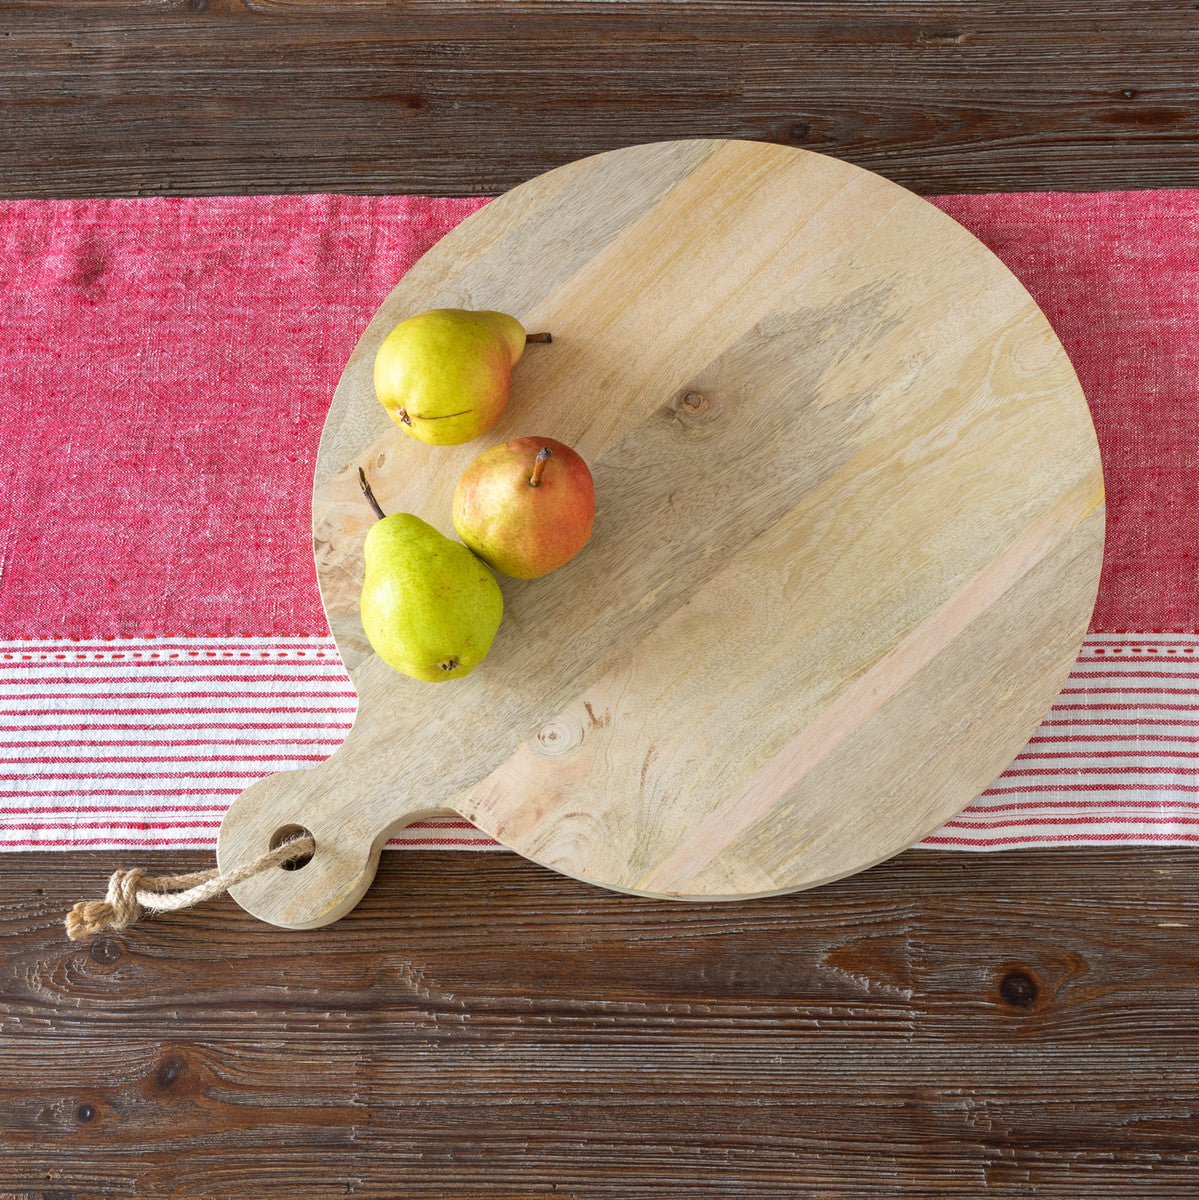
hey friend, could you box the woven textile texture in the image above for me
[1,191,1197,851]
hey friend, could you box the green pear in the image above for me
[373,308,549,446]
[360,511,504,683]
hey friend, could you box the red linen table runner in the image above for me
[1,190,1197,852]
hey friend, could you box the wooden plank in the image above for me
[3,849,1198,1196]
[2,2,1198,197]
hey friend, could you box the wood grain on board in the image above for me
[217,140,1103,928]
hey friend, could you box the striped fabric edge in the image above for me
[921,631,1199,849]
[0,637,496,852]
[2,633,1199,853]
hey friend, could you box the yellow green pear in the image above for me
[360,501,504,683]
[373,308,549,446]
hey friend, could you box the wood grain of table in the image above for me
[3,3,1198,1196]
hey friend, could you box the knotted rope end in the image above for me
[65,868,148,941]
[64,834,315,941]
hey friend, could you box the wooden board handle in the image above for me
[216,726,445,929]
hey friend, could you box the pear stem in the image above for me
[358,467,387,521]
[525,331,552,344]
[529,446,552,487]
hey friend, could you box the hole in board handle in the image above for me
[269,824,315,871]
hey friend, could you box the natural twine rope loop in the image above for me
[64,834,315,941]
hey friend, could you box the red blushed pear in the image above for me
[452,437,596,579]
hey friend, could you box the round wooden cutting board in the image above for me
[217,139,1104,929]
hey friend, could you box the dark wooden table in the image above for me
[4,4,1199,1197]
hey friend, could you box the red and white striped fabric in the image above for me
[2,189,1197,852]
